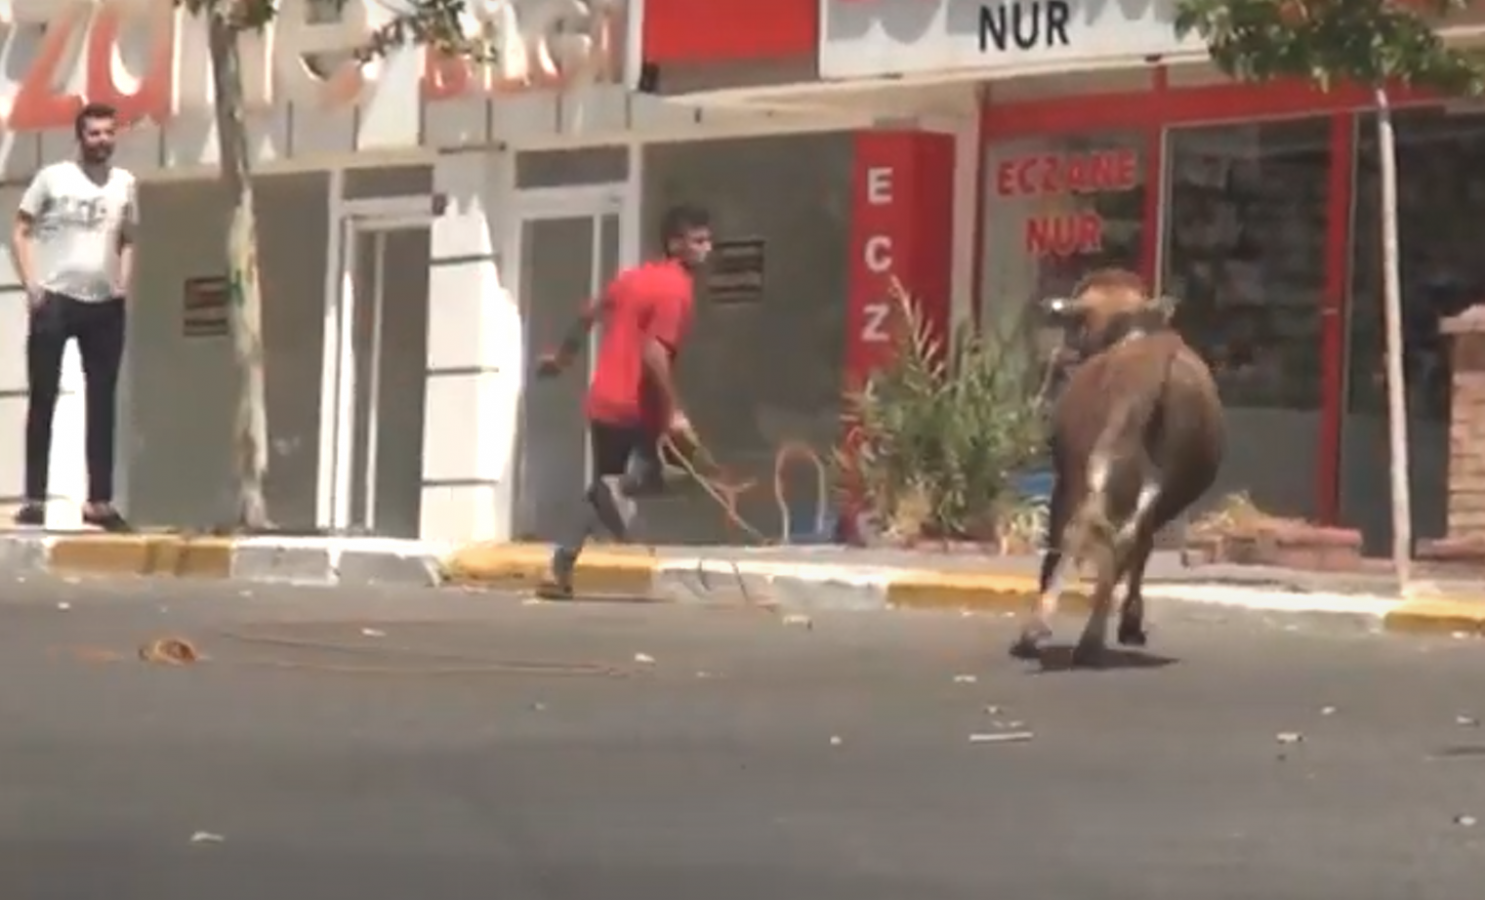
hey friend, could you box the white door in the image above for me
[510,187,626,541]
[321,198,435,537]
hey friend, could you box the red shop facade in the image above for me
[641,0,1485,553]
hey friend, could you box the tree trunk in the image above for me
[1375,88,1412,588]
[207,14,271,530]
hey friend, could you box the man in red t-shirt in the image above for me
[533,205,712,598]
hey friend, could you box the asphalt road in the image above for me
[2,575,1485,899]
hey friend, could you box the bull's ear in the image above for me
[1148,294,1178,319]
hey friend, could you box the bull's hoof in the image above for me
[1117,620,1148,647]
[1070,640,1107,668]
[1008,633,1046,660]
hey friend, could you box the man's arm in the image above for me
[114,179,137,298]
[11,169,48,302]
[537,275,622,376]
[551,295,605,365]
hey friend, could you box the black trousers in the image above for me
[556,422,666,556]
[25,293,126,504]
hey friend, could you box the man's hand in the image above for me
[667,409,697,444]
[24,285,45,310]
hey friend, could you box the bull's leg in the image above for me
[1010,476,1071,660]
[1117,533,1156,647]
[1113,473,1161,561]
[1072,551,1121,667]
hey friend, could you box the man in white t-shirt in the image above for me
[9,102,137,531]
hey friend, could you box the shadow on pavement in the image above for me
[1031,645,1181,673]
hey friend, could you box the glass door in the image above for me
[510,189,623,541]
[322,200,435,536]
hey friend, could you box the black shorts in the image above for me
[590,421,665,490]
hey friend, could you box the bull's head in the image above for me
[1040,268,1176,357]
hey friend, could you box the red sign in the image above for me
[839,131,953,539]
[844,131,953,389]
[643,0,817,64]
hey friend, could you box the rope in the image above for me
[657,433,830,547]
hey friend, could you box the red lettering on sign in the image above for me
[85,4,175,127]
[7,7,89,131]
[1025,211,1103,257]
[995,149,1138,196]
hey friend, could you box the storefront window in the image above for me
[1347,109,1485,423]
[979,131,1146,334]
[1161,117,1331,525]
[1341,107,1485,550]
[1162,118,1330,410]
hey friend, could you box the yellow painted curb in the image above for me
[50,534,179,576]
[1383,599,1485,636]
[49,534,237,578]
[885,570,1092,614]
[442,541,659,597]
[170,537,235,578]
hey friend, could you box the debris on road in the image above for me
[1456,815,1478,827]
[56,601,70,611]
[529,702,547,712]
[1457,715,1480,728]
[521,598,544,606]
[190,831,225,844]
[634,653,655,664]
[1276,732,1304,745]
[139,637,201,666]
[782,614,812,630]
[953,674,978,684]
[829,735,843,746]
[360,628,387,638]
[1320,706,1337,716]
[983,705,1002,715]
[970,732,1034,744]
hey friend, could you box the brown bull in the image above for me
[1010,269,1224,666]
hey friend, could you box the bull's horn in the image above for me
[1041,296,1077,316]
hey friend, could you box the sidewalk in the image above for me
[440,541,1485,638]
[3,530,1485,639]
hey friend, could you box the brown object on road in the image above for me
[138,636,202,666]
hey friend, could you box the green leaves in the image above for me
[1173,0,1485,94]
[173,0,495,61]
[836,288,1050,543]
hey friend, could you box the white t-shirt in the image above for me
[17,161,137,303]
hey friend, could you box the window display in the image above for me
[1161,118,1330,410]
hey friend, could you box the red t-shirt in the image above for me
[585,259,694,430]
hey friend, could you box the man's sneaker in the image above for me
[535,548,578,600]
[12,504,44,527]
[82,506,134,533]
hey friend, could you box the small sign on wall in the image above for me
[706,237,766,305]
[182,276,230,338]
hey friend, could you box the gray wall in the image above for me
[639,134,854,544]
[127,174,329,530]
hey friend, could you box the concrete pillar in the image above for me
[1437,305,1485,553]
[420,150,521,544]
